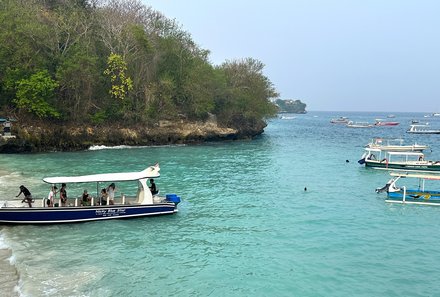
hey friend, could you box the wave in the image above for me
[88,145,140,151]
[0,231,20,296]
[88,144,187,151]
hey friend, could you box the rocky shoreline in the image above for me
[0,120,266,153]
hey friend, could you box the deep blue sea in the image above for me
[2,111,440,297]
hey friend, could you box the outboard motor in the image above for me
[375,183,390,193]
[376,177,400,193]
[166,194,181,205]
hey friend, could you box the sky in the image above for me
[143,0,440,112]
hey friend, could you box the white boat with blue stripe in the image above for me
[0,163,180,224]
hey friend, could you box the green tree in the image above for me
[13,70,60,118]
[216,58,278,127]
[104,53,133,101]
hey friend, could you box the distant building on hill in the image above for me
[274,99,307,113]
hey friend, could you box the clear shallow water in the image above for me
[1,111,440,296]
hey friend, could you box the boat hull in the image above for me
[387,190,440,204]
[365,161,440,171]
[0,203,177,224]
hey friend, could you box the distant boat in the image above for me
[407,124,440,134]
[387,114,396,118]
[374,119,399,126]
[346,121,373,128]
[280,115,296,120]
[330,116,349,124]
[432,113,440,117]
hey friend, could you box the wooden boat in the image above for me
[365,137,429,152]
[0,164,181,224]
[376,172,440,205]
[406,124,440,134]
[358,148,440,171]
[346,121,373,128]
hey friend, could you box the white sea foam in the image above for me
[0,232,9,249]
[88,144,136,150]
[88,143,186,150]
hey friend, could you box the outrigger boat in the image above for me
[0,164,181,224]
[365,137,429,152]
[376,172,440,205]
[358,148,440,171]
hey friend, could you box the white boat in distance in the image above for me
[365,138,429,152]
[407,124,440,134]
[0,164,181,224]
[346,121,373,128]
[330,116,349,124]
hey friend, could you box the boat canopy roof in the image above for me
[386,151,424,156]
[390,172,440,180]
[365,148,382,153]
[43,164,160,184]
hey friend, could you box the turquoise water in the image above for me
[1,111,440,296]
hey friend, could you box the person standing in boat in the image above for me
[106,183,116,205]
[16,185,32,207]
[149,178,158,195]
[59,183,67,207]
[99,188,108,205]
[47,185,58,207]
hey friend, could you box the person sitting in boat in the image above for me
[149,178,158,195]
[16,185,32,207]
[418,155,424,161]
[99,188,108,205]
[60,183,67,207]
[47,185,58,207]
[368,154,376,160]
[81,189,92,206]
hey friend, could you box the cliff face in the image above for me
[0,120,267,153]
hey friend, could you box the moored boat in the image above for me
[330,116,349,124]
[365,137,429,152]
[0,163,181,224]
[346,121,373,128]
[376,171,440,205]
[374,119,399,126]
[406,124,440,134]
[358,148,440,171]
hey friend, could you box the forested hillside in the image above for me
[0,0,278,132]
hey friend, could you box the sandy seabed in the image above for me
[0,248,19,297]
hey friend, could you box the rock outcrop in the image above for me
[0,120,267,153]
